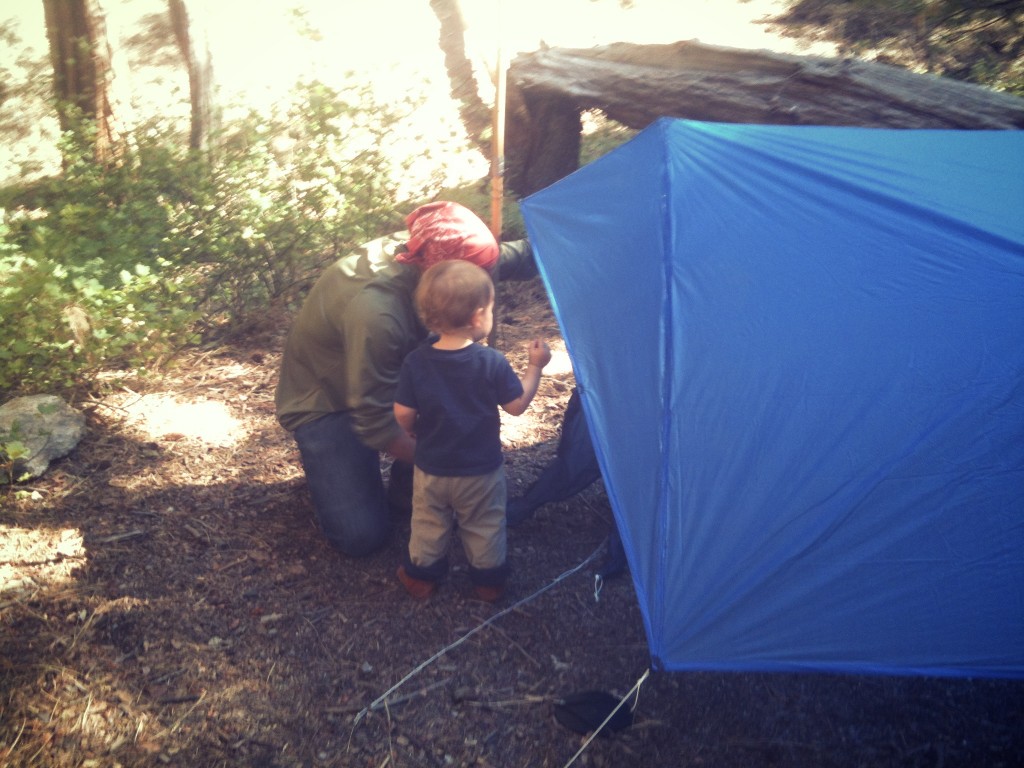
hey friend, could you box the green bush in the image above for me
[1,129,202,398]
[579,110,637,167]
[169,80,421,329]
[0,428,30,485]
[0,79,442,401]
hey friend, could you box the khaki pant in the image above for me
[408,466,507,574]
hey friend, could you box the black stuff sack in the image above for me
[553,690,633,737]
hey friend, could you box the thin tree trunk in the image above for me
[42,0,122,162]
[429,0,492,155]
[168,0,217,153]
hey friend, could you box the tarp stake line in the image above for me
[561,667,651,768]
[353,542,606,726]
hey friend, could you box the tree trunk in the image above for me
[168,0,217,153]
[505,85,581,201]
[42,0,122,162]
[429,0,492,156]
[506,40,1024,196]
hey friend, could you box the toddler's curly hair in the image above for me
[415,260,494,334]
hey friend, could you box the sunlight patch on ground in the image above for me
[121,394,246,447]
[500,413,540,448]
[544,341,574,377]
[0,526,86,599]
[501,340,574,447]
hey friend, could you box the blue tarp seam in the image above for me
[654,118,674,671]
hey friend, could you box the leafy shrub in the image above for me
[0,79,443,400]
[0,418,28,485]
[0,130,203,398]
[167,80,423,330]
[768,0,1024,95]
[579,110,637,167]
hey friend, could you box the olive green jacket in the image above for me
[275,234,535,451]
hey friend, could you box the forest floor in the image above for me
[2,276,1023,768]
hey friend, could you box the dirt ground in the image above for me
[2,276,1022,768]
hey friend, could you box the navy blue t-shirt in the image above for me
[395,343,523,476]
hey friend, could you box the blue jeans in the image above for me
[293,411,411,557]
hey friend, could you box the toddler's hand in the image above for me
[528,339,552,369]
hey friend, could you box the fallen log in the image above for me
[506,40,1024,196]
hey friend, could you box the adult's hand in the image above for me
[385,431,416,464]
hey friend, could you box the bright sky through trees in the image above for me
[0,0,832,183]
[4,0,828,106]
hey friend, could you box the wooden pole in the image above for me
[490,0,506,240]
[488,0,506,348]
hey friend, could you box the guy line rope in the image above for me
[353,542,605,725]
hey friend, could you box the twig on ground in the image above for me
[460,693,550,709]
[169,690,207,733]
[95,530,146,544]
[484,622,541,669]
[329,678,451,716]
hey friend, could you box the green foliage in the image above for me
[0,418,32,485]
[0,128,202,398]
[0,19,60,181]
[430,183,527,241]
[0,80,440,400]
[0,401,60,485]
[169,80,417,331]
[579,110,637,167]
[771,0,1024,94]
[0,428,29,485]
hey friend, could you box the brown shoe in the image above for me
[397,566,436,599]
[472,584,504,603]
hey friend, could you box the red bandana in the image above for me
[397,201,499,271]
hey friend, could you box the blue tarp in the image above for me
[521,118,1024,678]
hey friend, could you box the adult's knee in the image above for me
[324,521,390,558]
[309,484,391,557]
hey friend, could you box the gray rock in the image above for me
[0,394,86,482]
